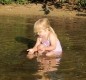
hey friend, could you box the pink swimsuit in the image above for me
[41,39,62,54]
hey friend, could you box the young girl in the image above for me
[27,18,62,60]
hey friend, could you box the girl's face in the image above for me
[36,29,46,38]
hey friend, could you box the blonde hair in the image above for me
[34,18,57,37]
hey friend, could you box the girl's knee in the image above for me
[46,52,62,58]
[46,53,53,57]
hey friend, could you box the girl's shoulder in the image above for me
[49,32,58,41]
[49,32,56,38]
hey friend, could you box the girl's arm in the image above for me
[32,38,41,52]
[27,37,41,53]
[45,33,57,51]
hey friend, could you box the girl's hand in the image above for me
[27,49,34,54]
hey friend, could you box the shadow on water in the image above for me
[15,36,36,48]
[15,36,35,58]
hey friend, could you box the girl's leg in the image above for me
[46,51,62,58]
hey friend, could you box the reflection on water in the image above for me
[0,15,86,80]
[35,55,61,80]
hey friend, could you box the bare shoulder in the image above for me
[49,32,57,39]
[48,32,58,46]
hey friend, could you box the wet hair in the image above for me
[34,18,57,37]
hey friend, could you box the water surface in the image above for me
[0,15,86,80]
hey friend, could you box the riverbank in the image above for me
[0,3,86,18]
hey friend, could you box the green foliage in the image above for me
[79,0,86,7]
[0,0,29,4]
[0,0,13,4]
[0,0,85,9]
[16,0,28,4]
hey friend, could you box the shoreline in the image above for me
[0,4,86,18]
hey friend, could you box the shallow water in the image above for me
[0,15,86,80]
